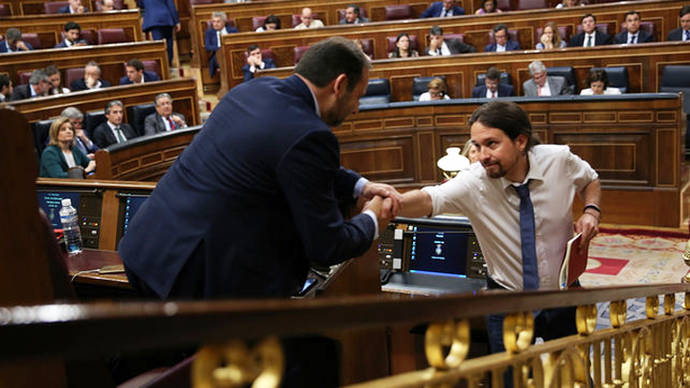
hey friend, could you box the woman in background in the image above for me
[580,70,622,95]
[419,77,450,101]
[536,22,566,49]
[388,33,419,58]
[475,0,502,15]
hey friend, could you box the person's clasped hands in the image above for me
[361,182,402,230]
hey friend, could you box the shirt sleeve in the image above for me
[564,146,598,192]
[421,172,473,217]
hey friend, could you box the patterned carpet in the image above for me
[579,227,689,328]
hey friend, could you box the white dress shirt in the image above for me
[428,41,451,56]
[495,43,506,52]
[538,80,552,96]
[626,32,639,44]
[107,121,127,143]
[485,88,497,98]
[62,150,76,167]
[582,32,596,47]
[580,87,621,95]
[422,145,598,290]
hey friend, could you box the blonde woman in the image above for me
[40,117,95,178]
[536,22,566,49]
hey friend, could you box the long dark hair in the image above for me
[391,33,412,58]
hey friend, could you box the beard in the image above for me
[322,92,353,127]
[482,161,507,178]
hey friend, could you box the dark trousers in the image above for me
[149,26,174,65]
[486,277,577,387]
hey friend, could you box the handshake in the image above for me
[361,182,403,231]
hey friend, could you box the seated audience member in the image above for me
[353,39,372,60]
[485,24,520,52]
[471,66,514,98]
[39,117,96,178]
[62,107,98,158]
[119,59,160,85]
[58,0,85,14]
[242,44,276,82]
[426,25,475,56]
[523,60,570,96]
[580,70,621,95]
[419,77,450,101]
[568,13,612,47]
[295,8,324,29]
[144,93,187,135]
[389,33,419,58]
[205,11,239,77]
[0,28,33,53]
[667,5,690,41]
[475,0,501,15]
[421,0,465,18]
[45,65,70,94]
[537,22,566,49]
[55,21,88,48]
[256,14,280,32]
[9,69,50,101]
[556,0,583,8]
[100,0,115,11]
[339,4,369,24]
[70,61,111,91]
[92,100,137,148]
[0,74,12,103]
[614,11,654,44]
[461,139,479,164]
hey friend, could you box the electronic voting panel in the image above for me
[115,192,151,245]
[379,216,486,279]
[37,188,103,248]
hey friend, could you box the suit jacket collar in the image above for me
[284,75,319,117]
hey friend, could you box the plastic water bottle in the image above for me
[59,198,83,254]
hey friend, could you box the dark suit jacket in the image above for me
[119,75,376,299]
[0,40,33,53]
[421,2,465,17]
[241,58,276,82]
[666,28,689,41]
[484,40,520,52]
[144,112,186,135]
[613,30,654,44]
[568,31,612,47]
[55,39,87,48]
[338,16,369,24]
[472,83,515,98]
[57,4,73,13]
[92,122,138,148]
[119,71,160,85]
[70,78,112,92]
[139,0,179,31]
[9,84,42,101]
[425,38,475,55]
[204,26,239,52]
[39,145,90,178]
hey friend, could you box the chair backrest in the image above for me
[191,0,215,4]
[97,28,127,44]
[536,25,572,45]
[21,33,41,49]
[590,66,628,93]
[384,4,411,21]
[359,78,391,106]
[337,7,367,21]
[517,0,548,10]
[31,119,53,155]
[487,29,519,45]
[386,34,418,53]
[546,66,577,94]
[84,110,106,138]
[412,76,446,101]
[444,33,465,43]
[252,16,266,30]
[0,4,10,16]
[496,0,511,11]
[357,38,374,58]
[660,65,690,114]
[126,103,156,137]
[576,23,614,36]
[79,29,97,45]
[43,1,68,13]
[17,71,32,85]
[291,13,321,27]
[65,68,84,89]
[293,46,309,64]
[476,71,513,87]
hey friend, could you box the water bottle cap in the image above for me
[61,198,72,207]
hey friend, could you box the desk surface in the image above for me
[382,272,486,296]
[66,249,131,290]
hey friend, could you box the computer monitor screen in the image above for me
[37,191,81,229]
[116,194,150,244]
[409,225,470,278]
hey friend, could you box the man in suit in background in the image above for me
[0,28,33,53]
[9,69,50,101]
[425,25,475,56]
[92,100,137,148]
[119,59,160,85]
[339,4,369,24]
[472,67,514,98]
[568,13,612,47]
[144,93,186,135]
[61,107,99,158]
[242,44,276,81]
[70,61,111,91]
[613,11,654,44]
[522,60,570,97]
[484,24,520,52]
[421,0,464,18]
[204,11,239,77]
[55,22,88,48]
[667,5,690,41]
[58,0,85,14]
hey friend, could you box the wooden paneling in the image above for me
[263,41,690,102]
[0,41,168,90]
[0,10,142,49]
[7,78,199,126]
[218,0,686,93]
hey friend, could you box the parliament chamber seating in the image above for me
[359,78,391,106]
[20,32,41,49]
[0,4,9,16]
[61,29,98,45]
[17,71,31,85]
[97,28,127,44]
[444,33,466,43]
[412,76,448,100]
[384,4,412,21]
[475,71,513,87]
[621,20,658,42]
[516,0,548,10]
[659,65,690,157]
[205,18,236,30]
[591,66,628,93]
[575,22,615,37]
[126,103,156,136]
[358,38,374,58]
[292,45,309,64]
[64,68,85,88]
[84,110,106,137]
[251,15,266,31]
[31,119,53,156]
[43,1,68,13]
[546,66,577,94]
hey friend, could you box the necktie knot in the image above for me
[514,183,530,198]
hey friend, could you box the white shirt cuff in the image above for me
[362,209,379,240]
[354,177,368,198]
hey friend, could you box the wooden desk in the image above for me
[217,0,686,93]
[66,249,130,290]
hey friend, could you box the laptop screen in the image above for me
[409,225,471,278]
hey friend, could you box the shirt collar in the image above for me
[500,147,545,190]
[107,121,119,130]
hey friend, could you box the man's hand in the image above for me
[15,40,29,51]
[85,160,96,173]
[363,196,393,231]
[362,182,402,219]
[171,115,185,126]
[85,75,96,89]
[575,212,599,254]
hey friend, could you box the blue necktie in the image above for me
[686,30,690,41]
[515,183,539,290]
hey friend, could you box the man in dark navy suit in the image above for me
[241,44,276,81]
[472,67,514,98]
[92,100,138,148]
[55,22,88,48]
[204,11,238,77]
[666,5,690,41]
[57,0,85,14]
[421,0,465,18]
[484,24,520,52]
[568,13,612,47]
[613,11,654,44]
[70,61,112,91]
[0,28,33,53]
[119,59,160,85]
